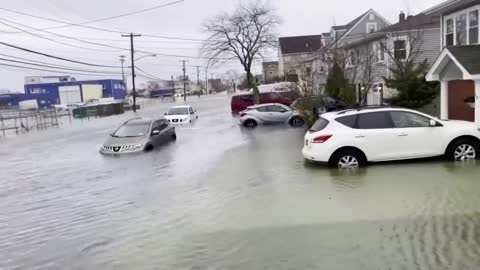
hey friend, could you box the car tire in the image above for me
[171,133,177,140]
[243,119,257,128]
[144,144,154,152]
[446,138,480,161]
[289,116,304,127]
[329,149,366,169]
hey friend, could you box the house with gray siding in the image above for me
[329,9,391,48]
[426,0,480,127]
[343,11,441,107]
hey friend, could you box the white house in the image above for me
[425,0,480,128]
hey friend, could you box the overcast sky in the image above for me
[0,0,444,92]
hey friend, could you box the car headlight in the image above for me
[131,143,143,150]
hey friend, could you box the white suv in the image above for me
[302,107,480,168]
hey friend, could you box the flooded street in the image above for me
[2,94,480,270]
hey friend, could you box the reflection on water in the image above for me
[1,96,480,269]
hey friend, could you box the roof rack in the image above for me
[335,105,403,115]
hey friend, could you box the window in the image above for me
[267,105,287,112]
[469,10,478,44]
[269,71,273,75]
[393,40,407,60]
[336,115,357,128]
[389,112,431,128]
[446,18,454,46]
[376,42,385,62]
[310,117,329,132]
[366,23,377,33]
[239,95,253,102]
[189,107,194,114]
[456,13,467,45]
[256,106,268,112]
[369,14,375,20]
[156,120,168,130]
[357,112,393,129]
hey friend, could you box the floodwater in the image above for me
[2,94,480,270]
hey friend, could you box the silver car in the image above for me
[238,103,304,128]
[100,118,176,154]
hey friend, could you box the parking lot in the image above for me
[2,94,480,269]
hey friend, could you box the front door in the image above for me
[389,111,443,158]
[265,105,290,123]
[355,111,399,161]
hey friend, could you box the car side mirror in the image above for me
[190,111,194,115]
[429,119,437,127]
[164,112,167,115]
[152,130,160,136]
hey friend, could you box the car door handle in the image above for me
[397,133,408,137]
[355,135,366,138]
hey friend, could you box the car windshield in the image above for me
[113,123,150,137]
[167,107,189,115]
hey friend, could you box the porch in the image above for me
[426,45,480,128]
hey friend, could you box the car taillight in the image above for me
[312,134,332,143]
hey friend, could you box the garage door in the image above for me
[81,84,102,101]
[59,85,81,104]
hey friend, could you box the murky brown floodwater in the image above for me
[1,94,480,270]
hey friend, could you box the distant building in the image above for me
[262,61,280,84]
[278,35,323,81]
[24,78,126,108]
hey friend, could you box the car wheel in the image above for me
[171,133,177,140]
[144,144,154,152]
[446,138,480,161]
[329,149,366,169]
[243,119,257,128]
[289,116,304,127]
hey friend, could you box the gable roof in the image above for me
[447,45,480,74]
[278,35,322,55]
[424,0,480,16]
[381,13,440,32]
[427,45,480,81]
[334,9,390,45]
[343,13,439,49]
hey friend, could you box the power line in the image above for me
[0,6,214,42]
[0,63,122,77]
[135,66,161,80]
[0,57,121,75]
[43,0,185,31]
[0,19,118,52]
[0,41,120,68]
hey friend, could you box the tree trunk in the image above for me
[247,72,260,104]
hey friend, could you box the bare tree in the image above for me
[223,69,241,93]
[381,30,425,74]
[350,44,379,105]
[202,2,280,103]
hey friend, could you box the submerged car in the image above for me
[291,96,346,114]
[303,106,480,168]
[100,118,176,154]
[165,105,198,124]
[238,103,304,128]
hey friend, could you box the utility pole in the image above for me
[210,73,215,93]
[119,55,126,86]
[121,33,141,112]
[181,60,188,102]
[205,69,208,96]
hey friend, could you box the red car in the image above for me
[231,92,292,113]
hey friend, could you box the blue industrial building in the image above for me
[23,79,126,108]
[0,93,28,107]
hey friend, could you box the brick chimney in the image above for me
[399,11,406,22]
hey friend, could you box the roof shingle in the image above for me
[447,45,480,74]
[278,35,322,54]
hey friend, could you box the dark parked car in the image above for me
[291,96,346,114]
[231,92,292,113]
[100,118,176,155]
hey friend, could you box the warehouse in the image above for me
[24,79,126,108]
